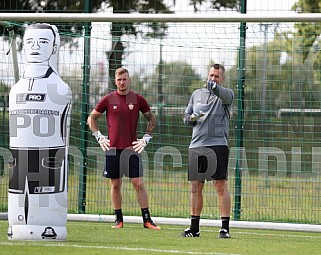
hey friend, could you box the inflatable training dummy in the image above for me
[8,23,72,240]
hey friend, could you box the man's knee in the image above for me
[214,180,227,194]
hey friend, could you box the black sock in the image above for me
[141,207,151,223]
[190,215,200,232]
[114,209,123,222]
[221,217,230,232]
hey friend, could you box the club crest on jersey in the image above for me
[128,102,134,110]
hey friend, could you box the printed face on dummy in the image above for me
[24,28,56,63]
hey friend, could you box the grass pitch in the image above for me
[1,220,321,255]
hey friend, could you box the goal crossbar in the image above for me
[0,13,321,23]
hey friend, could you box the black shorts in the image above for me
[188,145,229,182]
[103,149,143,179]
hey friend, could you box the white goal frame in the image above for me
[0,13,321,23]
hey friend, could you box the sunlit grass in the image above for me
[1,221,321,255]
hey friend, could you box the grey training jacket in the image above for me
[183,85,234,148]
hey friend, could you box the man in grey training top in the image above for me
[181,63,234,238]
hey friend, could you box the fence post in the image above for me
[78,0,93,214]
[234,0,247,221]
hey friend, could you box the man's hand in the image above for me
[190,110,205,122]
[207,80,217,91]
[93,131,110,151]
[132,134,152,153]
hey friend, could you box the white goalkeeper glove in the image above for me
[132,134,152,154]
[93,131,110,151]
[190,110,205,122]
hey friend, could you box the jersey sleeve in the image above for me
[139,94,150,113]
[95,95,109,113]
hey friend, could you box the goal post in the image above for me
[1,12,321,231]
[1,12,321,22]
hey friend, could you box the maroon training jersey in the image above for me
[95,90,150,149]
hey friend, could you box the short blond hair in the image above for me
[115,67,129,77]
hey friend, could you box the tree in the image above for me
[0,0,173,88]
[291,0,321,104]
[291,0,321,60]
[190,0,240,12]
[104,0,173,88]
[139,60,201,106]
[0,0,241,88]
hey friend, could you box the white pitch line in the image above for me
[0,241,240,255]
[166,227,321,239]
[234,231,321,239]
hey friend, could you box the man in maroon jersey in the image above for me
[87,67,160,230]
